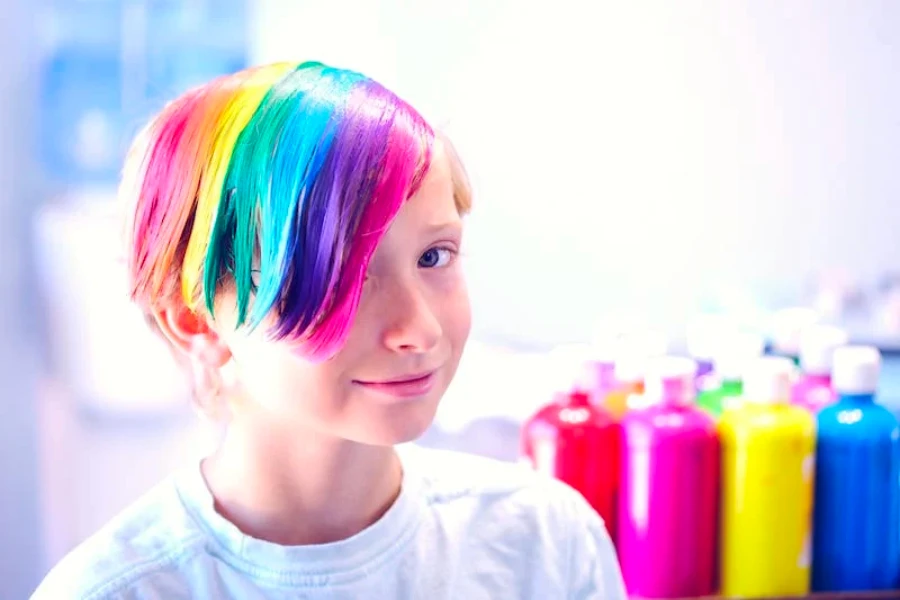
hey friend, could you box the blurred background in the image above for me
[3,0,900,595]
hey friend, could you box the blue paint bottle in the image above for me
[812,346,900,591]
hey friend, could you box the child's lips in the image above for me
[353,370,438,399]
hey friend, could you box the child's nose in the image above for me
[381,281,442,354]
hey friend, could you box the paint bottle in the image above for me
[768,307,820,365]
[522,389,620,539]
[588,359,617,403]
[719,357,816,597]
[792,325,847,413]
[696,332,765,417]
[604,367,643,420]
[603,331,667,419]
[618,357,719,598]
[584,339,620,407]
[812,346,900,591]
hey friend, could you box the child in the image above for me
[33,62,625,599]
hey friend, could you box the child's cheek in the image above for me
[425,264,465,294]
[428,268,471,335]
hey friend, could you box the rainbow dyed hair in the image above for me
[123,61,444,361]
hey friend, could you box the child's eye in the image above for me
[418,247,456,269]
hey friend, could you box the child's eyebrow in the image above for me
[424,220,463,236]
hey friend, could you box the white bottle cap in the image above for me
[587,337,619,365]
[832,345,881,395]
[686,315,740,361]
[742,357,795,404]
[613,330,668,383]
[548,343,599,393]
[799,325,849,375]
[769,307,820,356]
[713,332,766,381]
[643,356,697,405]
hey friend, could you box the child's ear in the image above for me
[153,303,232,369]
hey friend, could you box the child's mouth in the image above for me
[353,370,438,399]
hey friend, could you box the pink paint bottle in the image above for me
[585,344,619,407]
[792,324,848,412]
[617,357,719,598]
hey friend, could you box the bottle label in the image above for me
[799,452,815,569]
[798,533,811,569]
[802,454,815,481]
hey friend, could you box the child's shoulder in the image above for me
[403,444,551,493]
[32,474,206,600]
[403,444,603,528]
[403,446,624,597]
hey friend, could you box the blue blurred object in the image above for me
[41,48,124,183]
[812,349,900,591]
[39,0,248,185]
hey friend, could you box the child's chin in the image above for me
[348,405,439,446]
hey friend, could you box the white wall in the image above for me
[252,0,900,346]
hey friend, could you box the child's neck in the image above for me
[201,417,403,546]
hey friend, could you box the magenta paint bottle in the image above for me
[792,325,848,413]
[617,357,719,598]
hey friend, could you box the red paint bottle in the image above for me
[522,390,621,539]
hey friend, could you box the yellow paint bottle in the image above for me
[718,357,815,597]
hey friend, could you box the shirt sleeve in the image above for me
[565,490,627,600]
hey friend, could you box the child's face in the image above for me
[216,141,471,445]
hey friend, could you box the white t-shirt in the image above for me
[32,446,625,599]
